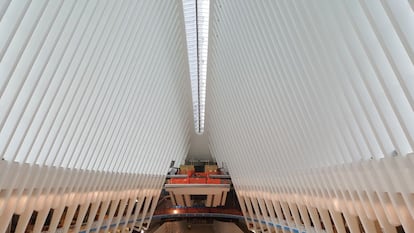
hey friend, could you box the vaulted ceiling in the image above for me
[1,0,414,232]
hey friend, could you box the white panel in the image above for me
[0,0,191,232]
[207,0,414,232]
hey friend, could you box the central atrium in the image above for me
[0,0,413,233]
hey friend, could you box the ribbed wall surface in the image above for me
[207,0,414,232]
[0,0,191,232]
[2,0,414,232]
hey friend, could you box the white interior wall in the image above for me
[0,0,192,232]
[206,0,414,232]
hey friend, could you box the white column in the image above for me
[14,209,33,233]
[221,191,227,206]
[47,206,65,233]
[330,211,347,233]
[184,195,191,207]
[175,194,185,207]
[73,203,90,233]
[0,207,14,233]
[62,205,78,232]
[319,208,334,233]
[32,208,49,233]
[206,195,213,207]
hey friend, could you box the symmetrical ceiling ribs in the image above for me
[207,0,414,232]
[183,0,210,134]
[0,0,191,232]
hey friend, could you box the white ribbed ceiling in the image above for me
[207,0,414,231]
[207,0,414,187]
[1,0,414,232]
[0,0,192,174]
[0,1,192,231]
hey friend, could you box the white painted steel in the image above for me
[207,0,414,232]
[1,0,414,232]
[0,0,191,232]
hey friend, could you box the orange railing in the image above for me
[168,171,230,185]
[169,177,230,184]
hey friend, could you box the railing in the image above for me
[154,207,243,216]
[167,173,231,185]
[41,208,243,233]
[150,207,244,223]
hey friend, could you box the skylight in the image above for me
[183,0,210,134]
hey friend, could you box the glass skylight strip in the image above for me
[183,0,209,134]
[197,0,209,134]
